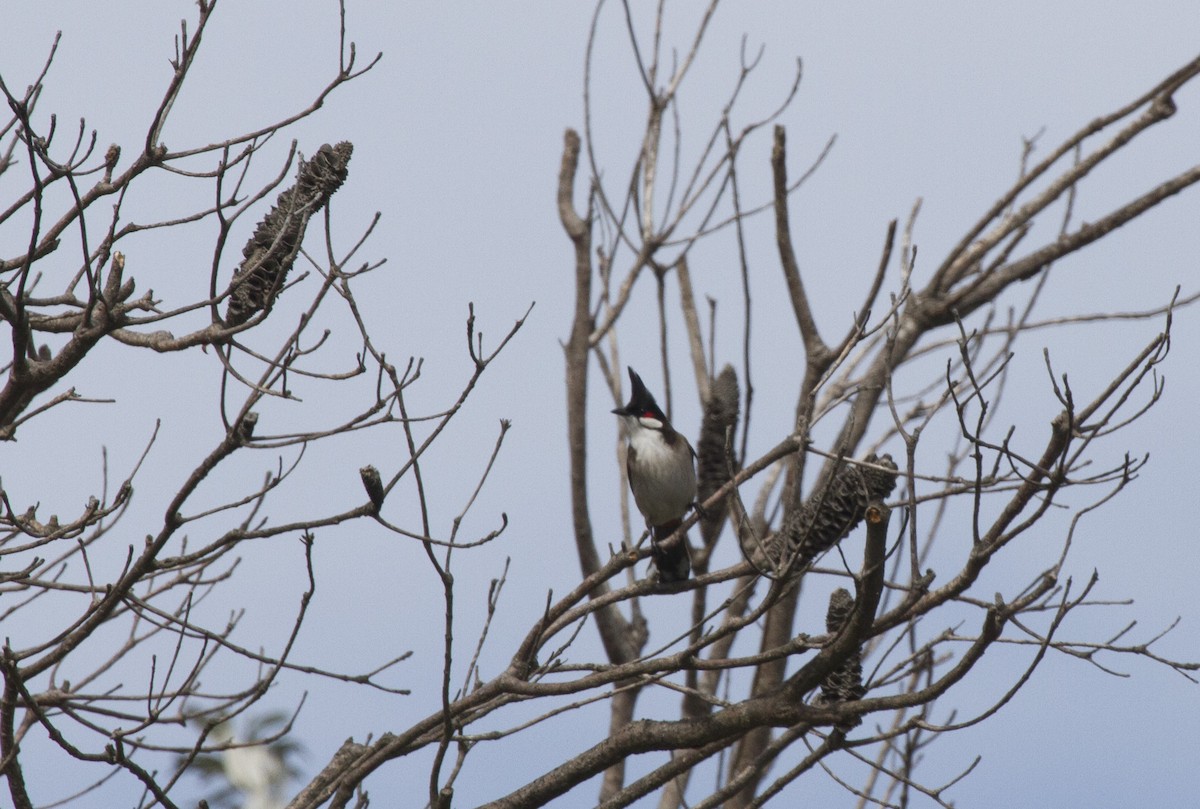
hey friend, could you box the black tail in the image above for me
[651,521,691,583]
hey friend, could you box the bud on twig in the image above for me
[104,143,120,182]
[236,411,258,442]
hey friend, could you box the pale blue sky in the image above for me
[2,2,1198,806]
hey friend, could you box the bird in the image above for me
[208,720,287,809]
[612,366,697,583]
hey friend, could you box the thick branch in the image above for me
[771,125,829,365]
[559,128,642,664]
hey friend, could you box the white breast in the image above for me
[625,421,697,526]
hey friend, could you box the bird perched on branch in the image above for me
[613,367,697,583]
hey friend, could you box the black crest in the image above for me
[613,367,667,423]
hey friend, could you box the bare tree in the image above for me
[0,2,520,806]
[1,2,1197,808]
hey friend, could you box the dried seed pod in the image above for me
[360,465,385,509]
[781,453,898,568]
[225,141,354,327]
[817,587,866,728]
[825,586,855,633]
[695,364,739,547]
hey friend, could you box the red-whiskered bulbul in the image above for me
[612,367,697,583]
